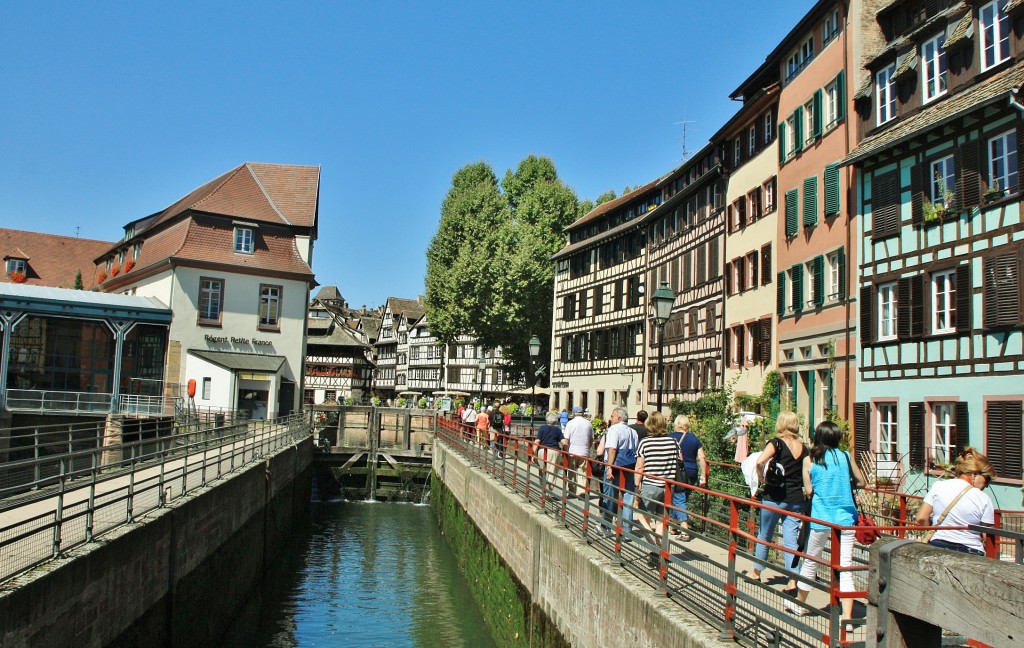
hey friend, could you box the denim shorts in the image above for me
[638,482,666,516]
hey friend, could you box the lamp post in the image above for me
[477,355,486,407]
[528,335,541,429]
[617,360,629,407]
[651,281,675,414]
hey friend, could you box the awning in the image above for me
[189,350,285,373]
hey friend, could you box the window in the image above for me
[988,129,1018,195]
[932,269,956,334]
[804,98,816,143]
[749,126,756,156]
[202,377,212,400]
[878,282,897,340]
[199,278,224,324]
[930,155,955,207]
[823,79,839,128]
[234,227,254,254]
[875,63,896,125]
[877,403,899,461]
[747,251,758,287]
[785,113,800,156]
[259,284,282,328]
[921,34,947,103]
[763,177,776,212]
[133,242,143,260]
[822,9,840,44]
[6,259,26,275]
[785,35,815,82]
[734,139,742,166]
[980,0,1011,72]
[827,251,841,301]
[931,403,955,466]
[764,113,773,143]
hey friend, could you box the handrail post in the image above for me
[33,427,41,489]
[511,437,520,493]
[613,466,624,565]
[719,498,739,641]
[53,456,66,557]
[524,442,533,502]
[539,445,548,510]
[829,527,842,645]
[657,485,671,596]
[126,442,136,524]
[85,450,97,543]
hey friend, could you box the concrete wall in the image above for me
[0,437,313,648]
[433,442,723,648]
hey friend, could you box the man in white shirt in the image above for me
[561,406,593,496]
[596,407,638,534]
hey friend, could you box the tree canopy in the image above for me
[425,155,583,383]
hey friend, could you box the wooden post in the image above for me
[867,538,1024,647]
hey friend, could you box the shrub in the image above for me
[396,397,407,408]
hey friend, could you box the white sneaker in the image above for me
[785,600,811,616]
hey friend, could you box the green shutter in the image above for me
[792,264,804,313]
[837,246,846,299]
[777,271,787,316]
[785,188,799,236]
[824,164,841,216]
[807,371,816,430]
[813,255,825,306]
[835,70,846,122]
[812,89,823,139]
[778,121,787,165]
[794,107,804,152]
[803,176,818,227]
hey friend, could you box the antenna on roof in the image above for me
[75,226,80,238]
[675,120,696,161]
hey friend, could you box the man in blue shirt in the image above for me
[597,407,638,535]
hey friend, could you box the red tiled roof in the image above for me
[3,247,29,260]
[0,228,115,289]
[172,216,314,275]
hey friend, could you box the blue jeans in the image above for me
[753,499,806,573]
[671,488,688,522]
[929,538,984,556]
[601,465,635,533]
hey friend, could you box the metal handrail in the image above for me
[0,413,311,585]
[6,389,114,413]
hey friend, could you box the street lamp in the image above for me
[617,360,629,407]
[651,281,675,413]
[528,335,541,429]
[477,354,487,407]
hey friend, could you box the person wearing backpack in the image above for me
[490,404,506,456]
[745,411,808,594]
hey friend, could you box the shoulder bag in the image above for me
[842,452,881,545]
[921,482,974,544]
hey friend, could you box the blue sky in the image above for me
[1,1,811,309]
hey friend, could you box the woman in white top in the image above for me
[915,447,996,556]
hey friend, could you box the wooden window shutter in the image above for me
[813,255,826,306]
[860,284,874,345]
[824,163,841,216]
[986,400,1023,478]
[697,245,707,284]
[803,176,818,227]
[910,274,924,338]
[736,326,745,364]
[785,188,799,236]
[706,304,716,334]
[983,251,1022,328]
[759,317,772,364]
[670,258,680,292]
[683,251,692,290]
[751,320,761,363]
[837,246,847,300]
[737,257,746,292]
[908,401,925,470]
[724,328,732,365]
[794,107,804,152]
[727,205,735,233]
[955,141,982,210]
[725,261,733,295]
[778,121,787,165]
[872,171,900,239]
[709,238,720,279]
[910,163,925,227]
[762,244,772,283]
[777,271,787,316]
[955,263,972,333]
[792,264,804,313]
[897,277,912,339]
[835,70,847,122]
[954,401,969,456]
[854,402,871,460]
[812,89,823,139]
[750,252,759,287]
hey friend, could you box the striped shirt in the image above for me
[637,436,681,483]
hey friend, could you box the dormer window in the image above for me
[6,259,26,275]
[921,34,947,103]
[785,35,815,83]
[980,0,1011,72]
[876,63,897,125]
[234,226,254,254]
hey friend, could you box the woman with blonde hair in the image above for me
[668,414,706,540]
[746,411,808,593]
[915,447,996,556]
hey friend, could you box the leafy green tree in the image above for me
[425,155,580,381]
[74,271,83,290]
[595,189,617,206]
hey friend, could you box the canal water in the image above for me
[221,500,497,648]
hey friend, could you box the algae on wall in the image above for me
[430,474,567,648]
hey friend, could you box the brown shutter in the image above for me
[897,277,912,339]
[873,171,900,239]
[860,284,874,346]
[910,163,925,227]
[761,244,772,284]
[759,316,772,364]
[750,320,761,363]
[736,326,745,365]
[986,400,1023,479]
[910,274,924,338]
[954,401,969,456]
[983,251,1022,328]
[956,264,972,333]
[955,141,982,210]
[854,402,871,461]
[751,252,759,286]
[724,328,732,365]
[908,402,925,470]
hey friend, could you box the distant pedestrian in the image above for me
[559,409,569,429]
[629,410,649,442]
[597,407,638,534]
[668,415,705,540]
[490,403,505,455]
[561,406,593,496]
[536,411,564,491]
[477,406,492,446]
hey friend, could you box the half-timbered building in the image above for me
[407,313,445,397]
[303,288,375,405]
[373,297,423,402]
[550,182,659,417]
[644,145,727,410]
[845,0,1024,498]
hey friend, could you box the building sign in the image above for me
[205,334,274,347]
[552,381,569,388]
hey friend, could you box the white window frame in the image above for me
[921,33,947,103]
[931,402,955,466]
[980,0,1011,72]
[818,368,831,418]
[805,260,817,307]
[763,178,775,212]
[786,113,799,156]
[827,251,841,301]
[878,281,897,341]
[988,128,1018,195]
[877,403,899,461]
[202,377,212,400]
[745,325,755,363]
[259,284,282,328]
[748,125,756,156]
[734,139,741,166]
[823,79,839,129]
[822,9,841,45]
[930,155,955,207]
[234,227,254,254]
[876,63,897,125]
[804,98,816,143]
[764,113,773,143]
[932,269,956,334]
[6,259,26,275]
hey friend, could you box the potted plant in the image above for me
[124,259,136,272]
[110,263,120,277]
[418,397,427,408]
[97,271,107,284]
[343,396,353,406]
[371,396,382,407]
[984,181,1005,203]
[7,270,26,283]
[396,397,407,408]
